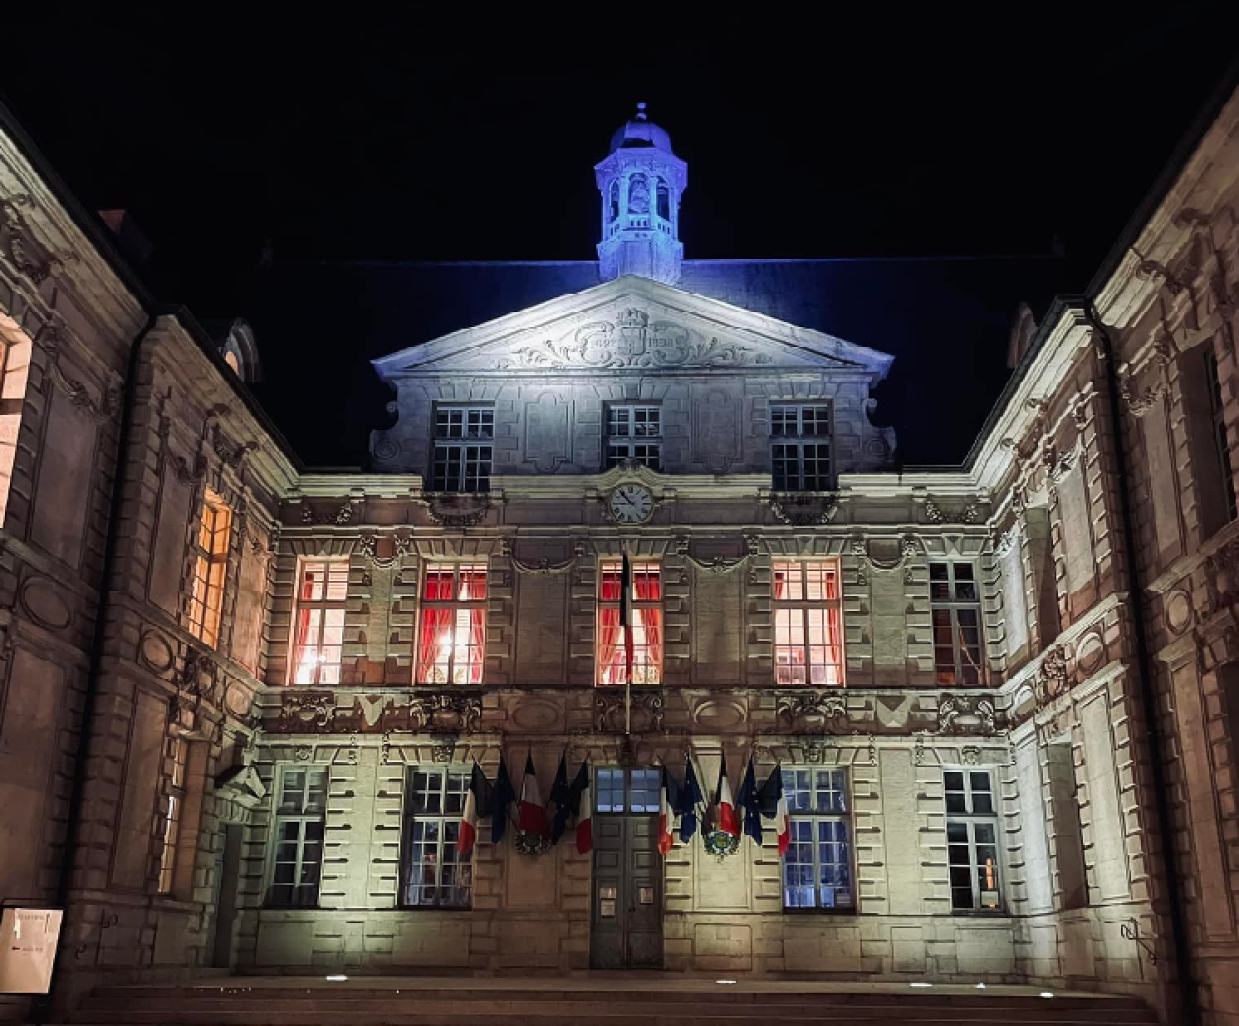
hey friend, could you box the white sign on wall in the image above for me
[0,908,63,994]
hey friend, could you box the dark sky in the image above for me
[2,9,1237,466]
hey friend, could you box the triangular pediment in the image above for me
[372,276,893,382]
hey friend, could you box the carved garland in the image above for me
[767,493,840,526]
[419,494,494,528]
[39,326,117,420]
[851,536,918,585]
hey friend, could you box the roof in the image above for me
[248,254,1070,467]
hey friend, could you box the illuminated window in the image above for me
[930,562,986,686]
[431,406,492,493]
[417,563,487,685]
[157,736,188,895]
[188,490,231,648]
[945,769,1003,911]
[400,766,471,908]
[596,560,663,687]
[290,561,348,686]
[224,350,241,375]
[772,560,844,686]
[783,768,854,910]
[0,319,31,529]
[606,405,661,470]
[771,403,832,491]
[1206,347,1237,524]
[268,766,327,908]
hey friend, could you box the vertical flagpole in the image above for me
[623,551,633,736]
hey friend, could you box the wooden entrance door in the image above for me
[590,768,663,969]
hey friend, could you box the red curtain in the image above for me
[597,568,621,686]
[417,608,453,683]
[634,569,662,682]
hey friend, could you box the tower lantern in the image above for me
[595,102,687,285]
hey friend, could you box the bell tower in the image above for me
[595,103,687,286]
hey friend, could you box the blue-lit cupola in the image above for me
[595,102,687,286]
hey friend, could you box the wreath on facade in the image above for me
[515,830,553,857]
[702,829,741,862]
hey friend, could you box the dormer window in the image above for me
[431,405,493,493]
[771,403,832,491]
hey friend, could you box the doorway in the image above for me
[590,767,663,969]
[211,823,243,968]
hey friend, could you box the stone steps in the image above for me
[69,982,1157,1026]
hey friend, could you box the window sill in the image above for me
[781,907,860,917]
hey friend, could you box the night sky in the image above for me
[2,9,1237,467]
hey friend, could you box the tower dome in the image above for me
[609,102,674,154]
[595,103,687,285]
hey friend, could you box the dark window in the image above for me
[656,178,670,220]
[770,404,832,491]
[606,404,661,471]
[945,769,1002,911]
[930,562,986,686]
[400,766,471,908]
[783,768,854,910]
[1206,347,1237,523]
[432,406,493,492]
[268,767,327,908]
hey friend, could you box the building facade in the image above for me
[1,94,1239,1024]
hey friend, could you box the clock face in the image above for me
[608,484,654,524]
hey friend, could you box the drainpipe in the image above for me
[1085,301,1198,1026]
[42,310,159,1021]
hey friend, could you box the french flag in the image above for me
[714,755,740,837]
[457,763,493,857]
[658,765,680,854]
[518,753,549,836]
[570,761,593,854]
[759,765,791,857]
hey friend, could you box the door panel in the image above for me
[591,815,662,969]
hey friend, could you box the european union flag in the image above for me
[677,753,704,842]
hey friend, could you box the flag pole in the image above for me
[622,550,633,737]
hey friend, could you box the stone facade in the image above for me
[1,89,1238,1026]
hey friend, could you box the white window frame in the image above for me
[605,404,662,471]
[772,559,845,686]
[593,767,661,815]
[400,766,472,908]
[431,405,494,493]
[929,561,987,686]
[770,402,832,491]
[944,767,1003,912]
[289,559,349,686]
[782,767,855,911]
[266,765,328,908]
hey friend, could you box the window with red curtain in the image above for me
[417,563,487,685]
[773,560,844,686]
[291,560,349,685]
[597,560,663,686]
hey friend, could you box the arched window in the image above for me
[656,179,670,220]
[628,174,650,216]
[224,350,241,375]
[609,181,620,222]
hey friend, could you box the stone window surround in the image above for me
[431,403,494,493]
[187,488,232,648]
[782,765,855,913]
[944,766,1004,913]
[266,764,329,909]
[398,764,472,909]
[289,558,349,687]
[770,401,833,492]
[929,560,987,687]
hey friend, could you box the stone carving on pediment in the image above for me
[496,308,774,371]
[1203,537,1239,613]
[851,535,918,586]
[431,736,457,763]
[788,740,833,764]
[413,692,483,734]
[210,424,256,469]
[2,198,64,284]
[357,533,413,568]
[279,690,335,731]
[1032,645,1070,708]
[504,537,582,575]
[595,690,665,733]
[923,496,984,526]
[776,691,847,733]
[935,693,997,736]
[419,493,494,528]
[300,502,355,526]
[961,745,982,766]
[768,493,839,526]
